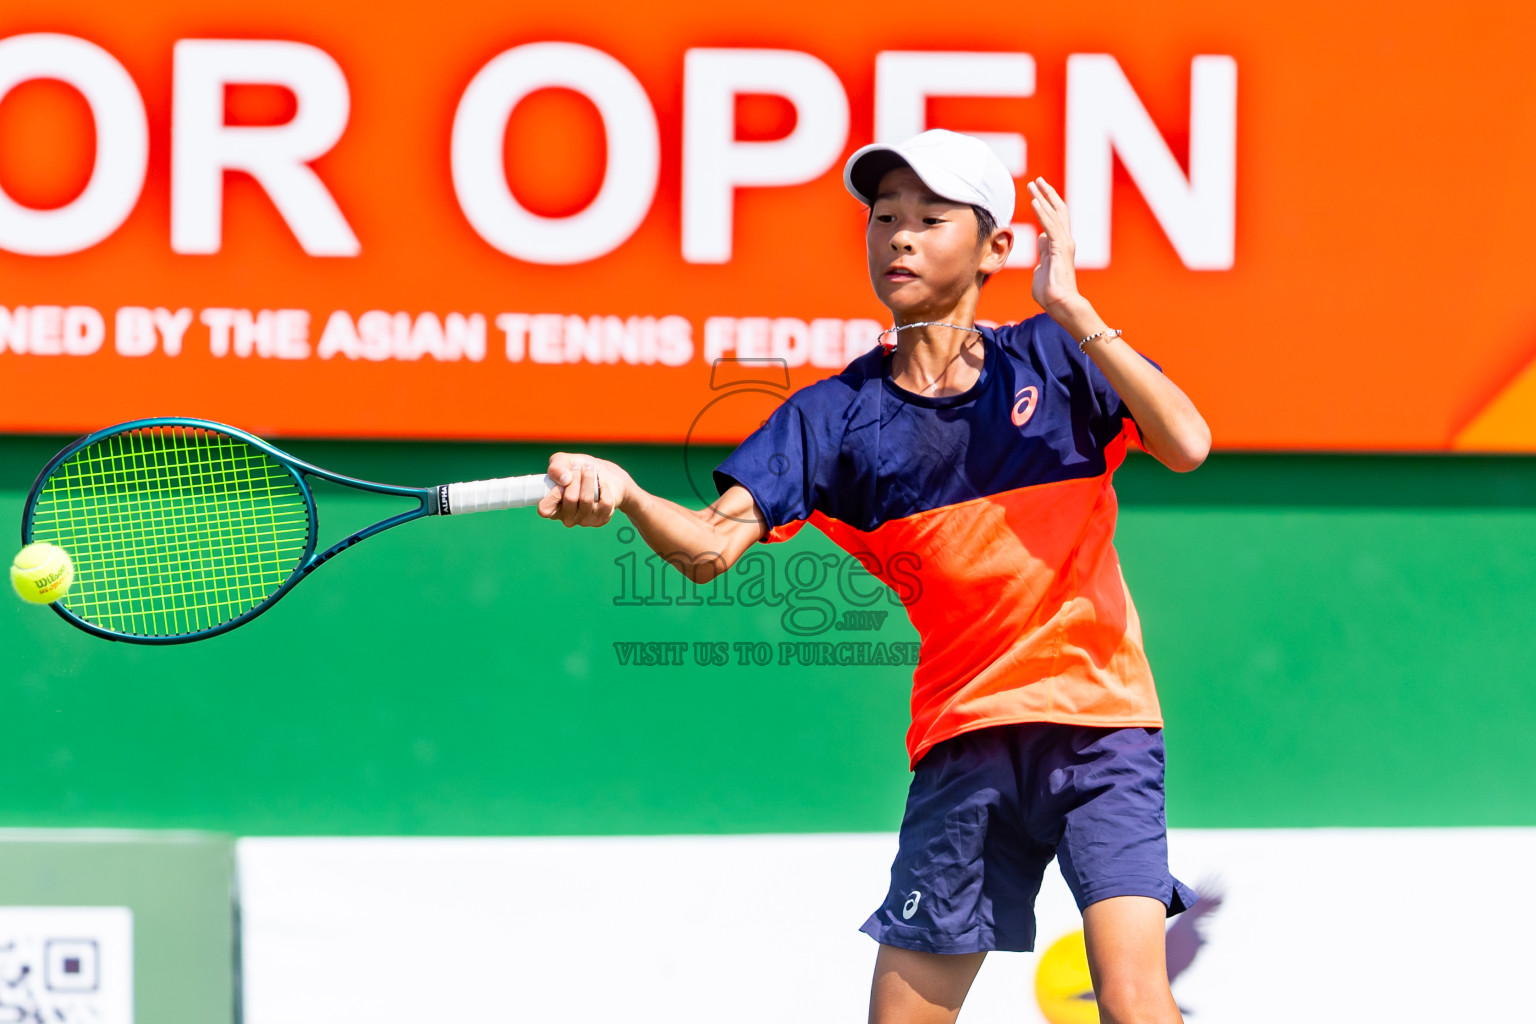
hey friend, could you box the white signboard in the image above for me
[239,830,1536,1023]
[0,907,133,1024]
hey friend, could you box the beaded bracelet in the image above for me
[1077,328,1122,353]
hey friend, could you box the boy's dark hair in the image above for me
[972,205,998,286]
[970,204,997,243]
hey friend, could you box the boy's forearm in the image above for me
[618,484,729,579]
[1044,297,1212,472]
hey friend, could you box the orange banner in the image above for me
[0,0,1533,449]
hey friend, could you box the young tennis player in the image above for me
[538,128,1210,1024]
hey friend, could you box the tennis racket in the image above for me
[20,417,558,644]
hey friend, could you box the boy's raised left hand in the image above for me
[1028,177,1086,321]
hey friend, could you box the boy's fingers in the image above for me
[579,461,599,521]
[547,451,581,488]
[562,459,589,507]
[561,460,604,526]
[536,452,617,527]
[540,452,574,521]
[1032,181,1068,230]
[589,469,612,525]
[560,464,582,525]
[541,451,622,528]
[1032,195,1074,250]
[1032,197,1058,236]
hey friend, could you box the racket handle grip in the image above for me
[439,474,557,514]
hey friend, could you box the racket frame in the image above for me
[22,416,445,645]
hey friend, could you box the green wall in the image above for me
[3,436,1534,834]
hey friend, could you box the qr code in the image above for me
[0,908,132,1024]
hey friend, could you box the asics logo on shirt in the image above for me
[1011,386,1039,427]
[902,890,922,919]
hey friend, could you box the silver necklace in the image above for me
[881,322,987,396]
[876,321,983,349]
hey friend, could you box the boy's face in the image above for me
[865,166,1007,319]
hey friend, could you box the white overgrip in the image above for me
[442,474,558,514]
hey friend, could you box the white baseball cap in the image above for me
[843,128,1015,228]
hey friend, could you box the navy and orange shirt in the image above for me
[714,314,1162,768]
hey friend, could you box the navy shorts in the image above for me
[861,723,1197,954]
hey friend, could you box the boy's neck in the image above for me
[884,285,986,397]
[889,323,986,399]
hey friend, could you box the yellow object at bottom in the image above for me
[1034,929,1098,1024]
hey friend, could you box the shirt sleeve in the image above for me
[712,391,827,540]
[1035,316,1163,441]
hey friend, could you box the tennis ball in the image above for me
[1034,928,1098,1024]
[10,542,73,605]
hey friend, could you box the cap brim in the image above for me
[843,129,1016,226]
[843,144,913,206]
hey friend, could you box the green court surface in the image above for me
[3,436,1535,834]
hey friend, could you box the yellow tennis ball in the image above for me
[1034,929,1099,1024]
[10,542,74,605]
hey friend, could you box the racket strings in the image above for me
[27,426,312,638]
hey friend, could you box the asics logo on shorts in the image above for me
[1011,386,1039,427]
[902,890,922,919]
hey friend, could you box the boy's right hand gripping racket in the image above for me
[19,417,561,644]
